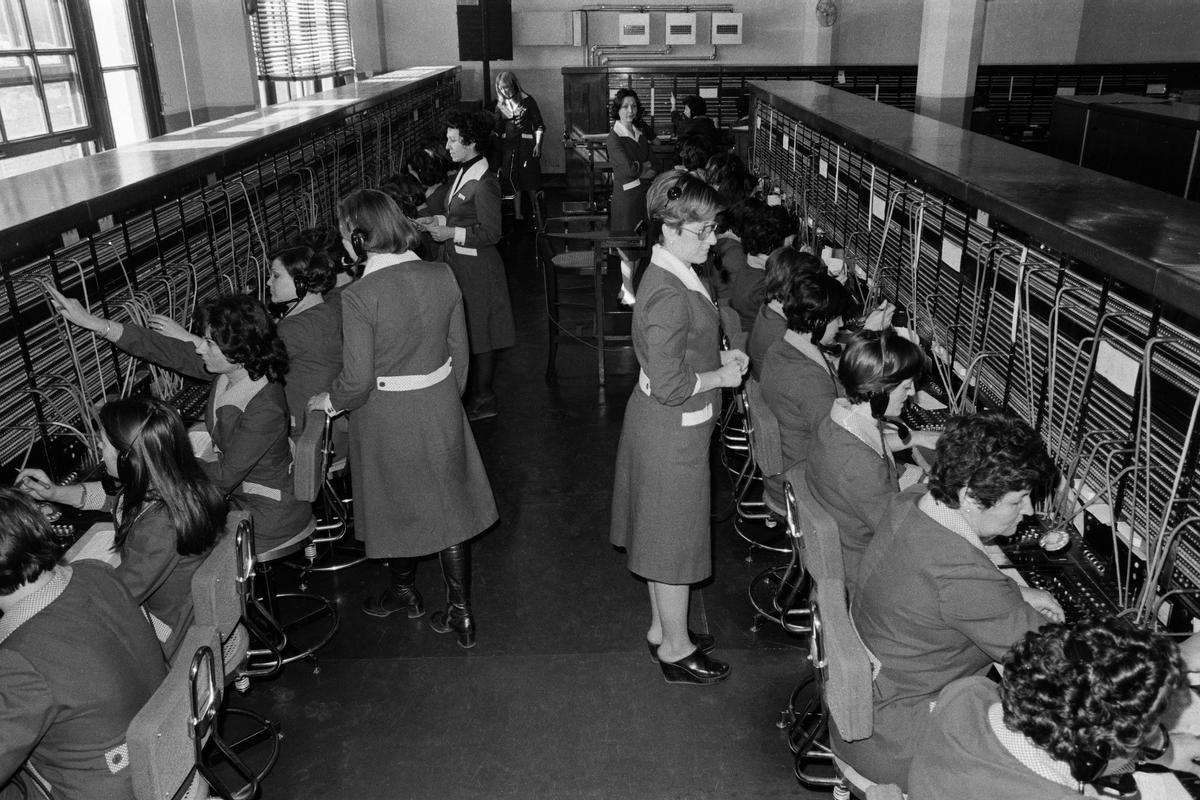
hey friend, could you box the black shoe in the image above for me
[362,587,424,619]
[646,631,715,663]
[658,649,730,685]
[429,605,477,648]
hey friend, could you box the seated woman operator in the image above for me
[909,617,1200,799]
[728,201,798,335]
[805,328,939,594]
[0,488,165,800]
[746,246,823,379]
[45,286,312,558]
[835,410,1066,791]
[17,397,226,661]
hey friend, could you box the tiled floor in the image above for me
[238,204,821,799]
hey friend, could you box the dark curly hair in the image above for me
[676,133,715,172]
[0,488,59,595]
[1000,617,1185,770]
[379,171,427,219]
[783,269,855,345]
[741,203,797,256]
[705,152,756,211]
[610,88,643,122]
[837,328,927,404]
[407,149,451,188]
[681,94,707,118]
[195,294,289,383]
[764,246,824,304]
[268,244,336,297]
[444,109,494,150]
[928,410,1056,509]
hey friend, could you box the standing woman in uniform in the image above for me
[493,70,544,224]
[608,88,656,234]
[419,110,516,421]
[311,189,498,648]
[610,172,749,685]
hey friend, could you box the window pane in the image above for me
[0,56,48,139]
[88,0,135,67]
[0,141,87,179]
[26,0,72,49]
[38,54,86,131]
[104,69,147,145]
[1,3,30,49]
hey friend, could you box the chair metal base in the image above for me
[749,564,812,633]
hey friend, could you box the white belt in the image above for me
[454,245,478,256]
[240,481,282,502]
[521,133,534,139]
[622,179,641,191]
[638,369,713,427]
[377,358,452,391]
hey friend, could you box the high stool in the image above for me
[288,410,365,588]
[777,470,904,799]
[750,479,812,634]
[734,379,789,564]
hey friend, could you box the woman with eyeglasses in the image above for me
[610,171,748,686]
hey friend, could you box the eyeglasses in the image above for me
[680,223,717,239]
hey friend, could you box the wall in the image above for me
[144,0,258,131]
[143,0,1200,168]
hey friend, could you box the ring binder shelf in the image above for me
[0,67,460,484]
[748,80,1200,627]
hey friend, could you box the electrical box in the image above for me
[665,13,697,45]
[711,12,743,45]
[618,13,650,45]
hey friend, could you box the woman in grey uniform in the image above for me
[312,189,498,648]
[610,172,748,685]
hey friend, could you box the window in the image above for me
[0,0,160,177]
[249,0,355,104]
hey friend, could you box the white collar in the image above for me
[718,230,741,242]
[988,702,1081,791]
[767,299,785,318]
[214,373,268,413]
[362,250,420,278]
[783,328,831,369]
[0,566,72,644]
[651,244,711,301]
[613,120,640,141]
[830,398,886,458]
[450,157,490,197]
[285,293,323,318]
[746,252,768,271]
[918,490,987,553]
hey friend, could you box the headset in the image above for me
[350,228,368,261]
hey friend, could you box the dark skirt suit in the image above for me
[276,298,343,431]
[114,325,313,555]
[438,158,516,355]
[610,254,722,584]
[496,94,544,192]
[416,182,450,262]
[329,255,498,559]
[607,128,654,234]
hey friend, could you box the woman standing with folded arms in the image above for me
[311,189,498,648]
[610,172,748,685]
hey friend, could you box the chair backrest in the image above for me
[293,409,329,502]
[786,467,874,742]
[191,511,250,641]
[744,377,784,477]
[127,625,221,800]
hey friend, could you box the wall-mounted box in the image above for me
[618,13,650,45]
[711,12,743,45]
[665,13,697,45]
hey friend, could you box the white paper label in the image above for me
[819,159,828,177]
[782,133,790,150]
[1095,340,1139,396]
[699,87,718,99]
[941,239,963,272]
[872,194,886,220]
[976,209,990,228]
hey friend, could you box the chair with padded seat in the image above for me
[733,379,789,563]
[127,624,261,800]
[287,410,365,587]
[779,470,904,799]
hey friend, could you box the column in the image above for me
[914,0,987,128]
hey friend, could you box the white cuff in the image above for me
[691,374,703,396]
[454,227,467,246]
[81,481,107,511]
[433,215,447,227]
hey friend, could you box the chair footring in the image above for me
[270,592,340,666]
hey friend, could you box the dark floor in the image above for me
[239,202,821,799]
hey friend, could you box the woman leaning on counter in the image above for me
[610,171,749,686]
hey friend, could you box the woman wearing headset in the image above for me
[312,189,498,648]
[17,396,226,660]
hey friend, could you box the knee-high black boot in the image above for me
[362,557,424,619]
[429,543,475,648]
[466,351,498,421]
